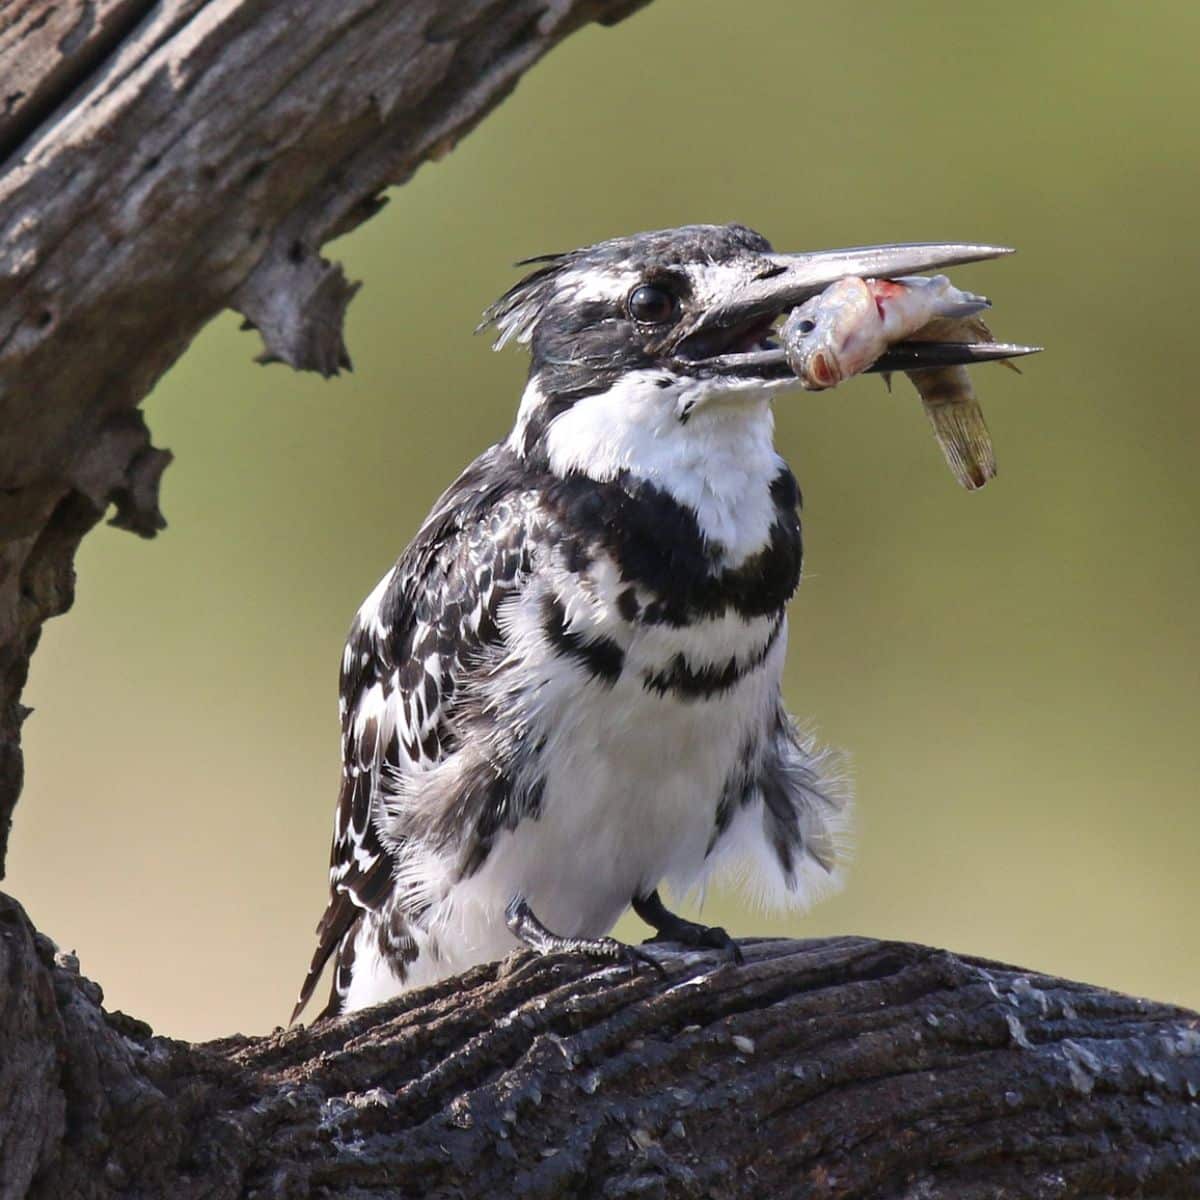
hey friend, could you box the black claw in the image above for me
[695,927,745,965]
[644,926,743,964]
[632,890,745,964]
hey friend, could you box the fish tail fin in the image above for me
[924,392,997,490]
[907,365,997,490]
[937,295,992,319]
[892,275,991,319]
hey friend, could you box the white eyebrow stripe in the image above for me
[556,267,640,305]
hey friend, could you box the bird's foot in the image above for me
[632,890,744,965]
[504,896,665,977]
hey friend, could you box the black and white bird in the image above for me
[293,224,1020,1021]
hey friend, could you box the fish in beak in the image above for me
[673,241,1039,383]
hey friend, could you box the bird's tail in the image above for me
[290,896,360,1025]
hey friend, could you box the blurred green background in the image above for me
[8,1,1199,1040]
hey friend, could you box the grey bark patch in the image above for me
[234,249,360,377]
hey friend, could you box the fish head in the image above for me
[781,278,879,389]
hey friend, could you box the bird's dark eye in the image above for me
[795,318,817,335]
[628,284,676,324]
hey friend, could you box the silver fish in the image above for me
[781,275,1008,489]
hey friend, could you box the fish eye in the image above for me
[628,284,677,324]
[794,318,817,335]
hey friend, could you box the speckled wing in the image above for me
[292,446,534,1021]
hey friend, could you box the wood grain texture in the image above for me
[1,893,1197,1198]
[0,0,155,159]
[0,0,650,876]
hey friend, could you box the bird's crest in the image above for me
[476,252,576,350]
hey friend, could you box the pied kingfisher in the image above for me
[294,224,1017,1020]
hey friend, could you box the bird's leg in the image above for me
[504,896,664,975]
[632,890,744,964]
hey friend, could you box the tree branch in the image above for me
[1,893,1197,1199]
[0,0,648,875]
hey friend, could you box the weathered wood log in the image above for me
[1,892,1197,1199]
[0,0,648,876]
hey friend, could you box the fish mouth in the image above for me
[807,349,840,389]
[669,241,1041,382]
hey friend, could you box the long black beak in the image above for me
[703,339,1042,379]
[677,241,1041,377]
[868,341,1042,372]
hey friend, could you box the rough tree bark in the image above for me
[0,4,1197,1198]
[2,891,1199,1198]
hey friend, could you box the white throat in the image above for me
[511,370,787,566]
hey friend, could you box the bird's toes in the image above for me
[645,924,743,964]
[551,935,666,979]
[701,925,744,963]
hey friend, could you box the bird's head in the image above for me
[479,223,1014,478]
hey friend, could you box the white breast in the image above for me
[390,573,786,987]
